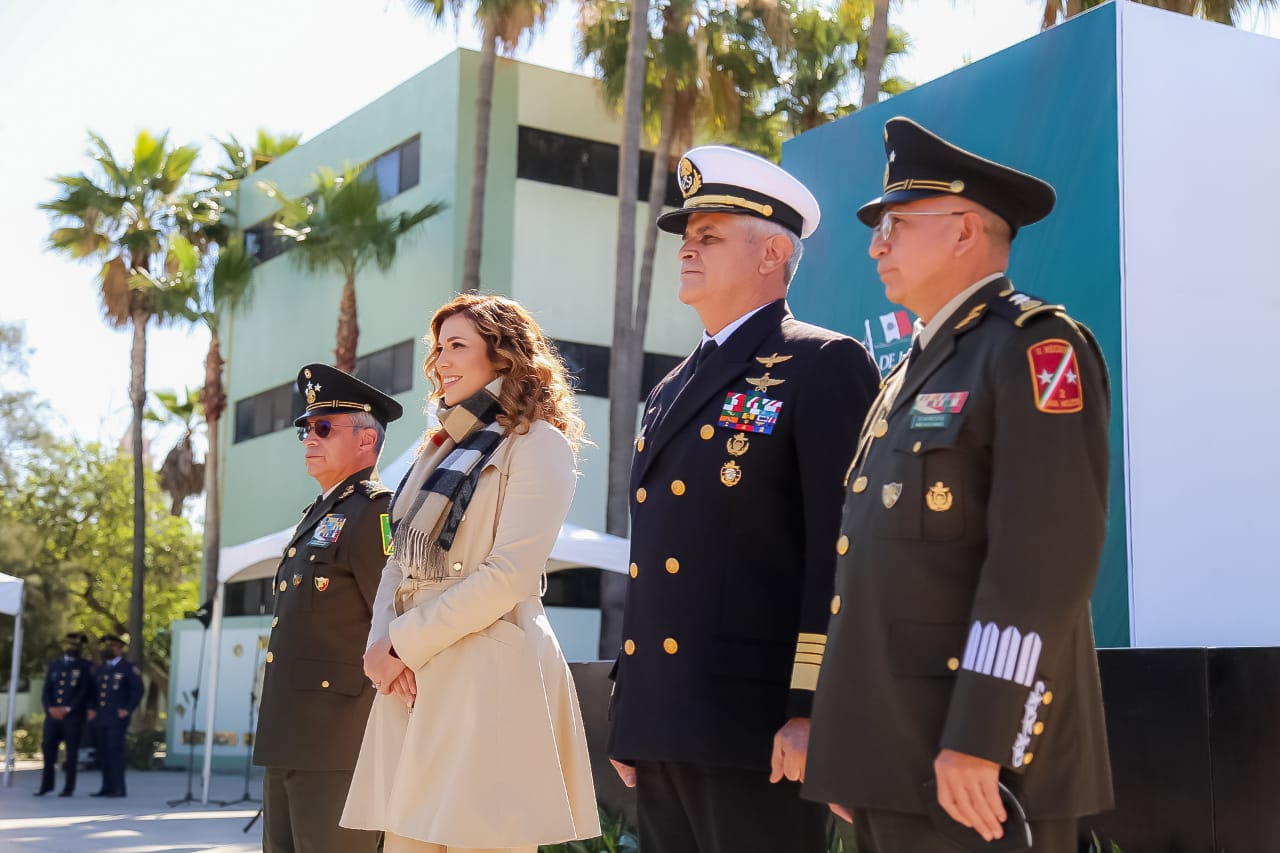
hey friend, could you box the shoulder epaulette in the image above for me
[360,479,393,499]
[986,286,1065,328]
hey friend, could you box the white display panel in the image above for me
[1120,4,1280,646]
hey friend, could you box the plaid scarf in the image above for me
[389,379,507,580]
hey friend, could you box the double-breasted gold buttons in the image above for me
[912,441,922,454]
[1042,691,1054,705]
[665,558,680,574]
[671,480,686,496]
[1022,753,1034,766]
[852,476,868,494]
[1033,722,1045,735]
[624,639,636,655]
[629,562,638,578]
[830,595,842,615]
[947,657,960,671]
[321,680,330,689]
[663,638,679,655]
[700,425,715,440]
[836,535,849,555]
[636,487,647,503]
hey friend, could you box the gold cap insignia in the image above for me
[678,156,703,199]
[304,368,312,379]
[305,381,321,405]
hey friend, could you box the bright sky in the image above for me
[1,0,1274,449]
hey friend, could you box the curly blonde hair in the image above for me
[423,293,586,454]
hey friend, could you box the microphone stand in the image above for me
[168,617,229,807]
[226,633,265,808]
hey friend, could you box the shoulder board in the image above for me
[985,287,1065,328]
[360,479,393,499]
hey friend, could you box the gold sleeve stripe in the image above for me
[794,652,825,666]
[796,642,826,656]
[790,662,820,691]
[797,632,828,645]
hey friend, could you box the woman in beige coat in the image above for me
[342,294,599,853]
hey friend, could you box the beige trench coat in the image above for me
[341,420,600,847]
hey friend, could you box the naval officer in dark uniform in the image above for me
[36,631,93,796]
[87,634,143,797]
[608,145,880,853]
[804,117,1114,852]
[253,363,402,853]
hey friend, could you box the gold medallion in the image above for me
[882,483,903,508]
[925,482,954,512]
[745,373,785,393]
[720,460,743,487]
[726,433,750,457]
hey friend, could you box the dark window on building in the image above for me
[550,338,683,402]
[225,578,275,617]
[244,220,294,265]
[369,135,421,203]
[517,126,681,207]
[233,340,415,442]
[543,568,602,609]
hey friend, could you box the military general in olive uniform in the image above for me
[804,118,1113,853]
[253,363,402,853]
[608,145,880,853]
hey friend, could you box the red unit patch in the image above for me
[1027,338,1083,414]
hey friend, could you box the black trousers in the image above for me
[262,766,378,853]
[39,713,85,793]
[93,716,128,795]
[851,807,1079,853]
[635,760,828,853]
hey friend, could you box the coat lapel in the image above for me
[283,466,375,555]
[889,279,1006,417]
[638,300,788,482]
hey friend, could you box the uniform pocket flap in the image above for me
[289,657,366,696]
[889,621,966,677]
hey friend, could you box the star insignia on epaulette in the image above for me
[360,479,392,498]
[745,373,786,393]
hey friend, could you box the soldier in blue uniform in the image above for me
[253,363,402,853]
[35,631,94,796]
[803,117,1114,853]
[87,634,144,798]
[607,145,880,853]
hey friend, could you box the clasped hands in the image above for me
[363,638,417,707]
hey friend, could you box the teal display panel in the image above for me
[783,4,1128,646]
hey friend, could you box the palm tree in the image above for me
[1042,0,1278,27]
[146,387,206,517]
[259,163,446,372]
[405,0,553,292]
[861,0,891,107]
[41,130,203,664]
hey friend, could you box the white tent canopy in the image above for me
[0,571,26,788]
[201,439,629,802]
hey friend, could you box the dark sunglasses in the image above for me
[296,419,357,441]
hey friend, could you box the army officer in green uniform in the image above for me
[608,145,880,853]
[254,363,402,853]
[803,118,1113,852]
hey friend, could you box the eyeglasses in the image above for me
[875,210,969,242]
[296,419,359,442]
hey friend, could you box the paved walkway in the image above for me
[0,760,264,852]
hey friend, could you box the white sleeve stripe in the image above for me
[963,620,1043,686]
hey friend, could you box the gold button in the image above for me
[266,652,274,663]
[663,637,678,654]
[946,657,960,671]
[278,580,287,592]
[624,639,636,655]
[321,680,330,688]
[1033,722,1045,736]
[912,441,922,454]
[873,419,888,438]
[1042,691,1054,706]
[636,487,647,503]
[852,476,868,494]
[836,535,849,555]
[830,594,842,615]
[309,554,315,562]
[636,437,646,452]
[665,558,680,574]
[272,617,279,628]
[629,562,638,578]
[671,480,686,496]
[700,425,714,440]
[287,547,297,558]
[1022,753,1034,766]
[452,561,463,573]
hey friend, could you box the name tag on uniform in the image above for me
[910,392,968,429]
[719,393,783,435]
[309,514,346,547]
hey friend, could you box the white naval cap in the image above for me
[656,145,821,240]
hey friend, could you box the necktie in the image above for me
[691,338,718,374]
